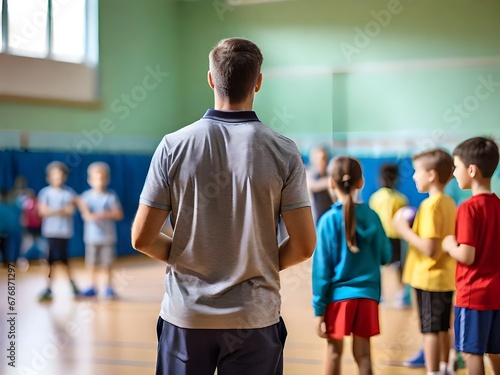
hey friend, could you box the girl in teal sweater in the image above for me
[312,156,392,375]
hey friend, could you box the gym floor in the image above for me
[0,256,493,374]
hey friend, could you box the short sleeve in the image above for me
[109,191,122,210]
[80,190,90,204]
[281,149,311,212]
[66,187,77,198]
[456,202,477,248]
[395,192,408,211]
[139,138,171,211]
[418,202,441,239]
[37,188,48,205]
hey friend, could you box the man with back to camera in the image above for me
[131,37,316,375]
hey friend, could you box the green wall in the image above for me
[0,0,499,153]
[178,0,500,147]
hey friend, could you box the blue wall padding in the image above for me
[0,150,152,261]
[1,150,448,261]
[358,156,427,208]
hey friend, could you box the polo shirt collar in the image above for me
[203,109,260,123]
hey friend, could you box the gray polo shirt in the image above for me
[140,109,310,329]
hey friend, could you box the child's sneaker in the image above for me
[39,288,53,302]
[17,257,30,272]
[454,352,465,370]
[82,287,97,297]
[104,287,117,299]
[70,280,80,296]
[403,349,425,367]
[393,287,412,309]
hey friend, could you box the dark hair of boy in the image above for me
[453,136,499,178]
[380,163,399,189]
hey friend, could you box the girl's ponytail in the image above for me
[329,156,362,253]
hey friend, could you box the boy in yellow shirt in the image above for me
[369,163,410,308]
[394,149,456,375]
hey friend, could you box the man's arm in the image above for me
[279,206,316,270]
[442,235,475,265]
[131,204,171,263]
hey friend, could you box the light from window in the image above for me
[52,0,86,63]
[7,0,48,58]
[0,0,3,51]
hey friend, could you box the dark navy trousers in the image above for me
[155,316,287,375]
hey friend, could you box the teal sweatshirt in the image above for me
[312,202,392,316]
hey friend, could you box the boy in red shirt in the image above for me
[442,136,500,375]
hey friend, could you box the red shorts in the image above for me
[324,298,380,340]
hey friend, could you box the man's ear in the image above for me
[207,70,215,90]
[255,73,263,93]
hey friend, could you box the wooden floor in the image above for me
[0,256,493,375]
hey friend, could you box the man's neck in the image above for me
[214,94,254,111]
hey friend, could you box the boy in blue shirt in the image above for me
[78,162,123,298]
[37,162,79,301]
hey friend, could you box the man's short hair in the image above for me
[453,137,499,178]
[412,148,454,184]
[209,37,263,104]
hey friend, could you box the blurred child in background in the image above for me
[37,161,79,302]
[307,145,335,225]
[369,162,411,308]
[0,189,12,266]
[17,189,45,270]
[78,162,123,299]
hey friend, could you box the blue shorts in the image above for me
[155,316,287,375]
[454,307,500,355]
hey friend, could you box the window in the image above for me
[2,0,89,63]
[0,0,99,105]
[8,0,48,58]
[0,1,3,49]
[52,0,86,63]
